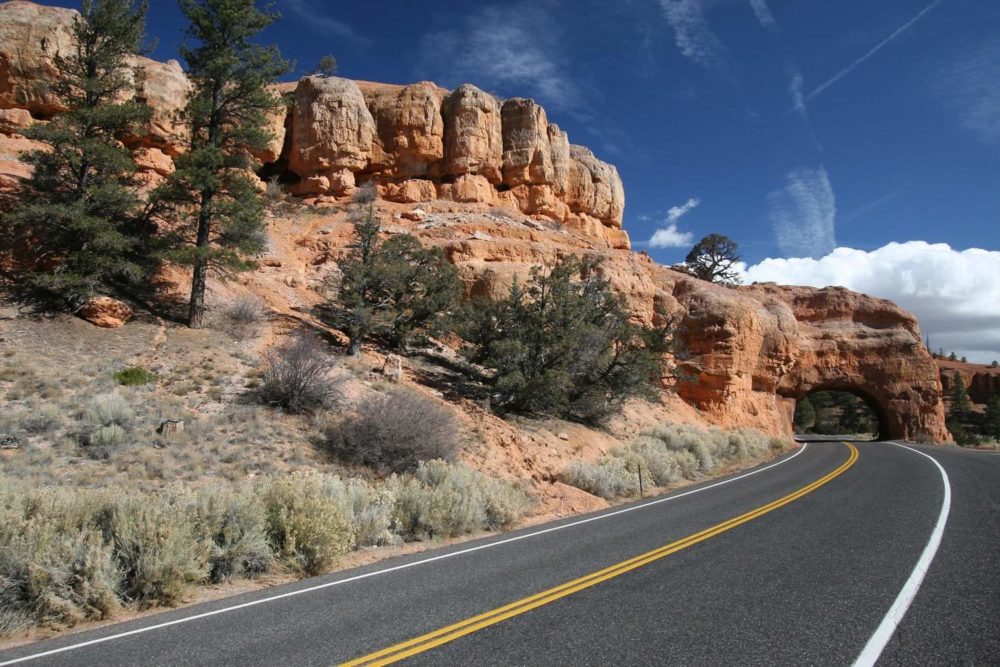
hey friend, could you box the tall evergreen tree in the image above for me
[328,184,461,355]
[949,374,973,421]
[154,0,290,328]
[2,0,150,308]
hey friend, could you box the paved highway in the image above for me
[1,441,996,666]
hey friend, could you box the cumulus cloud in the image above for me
[807,0,942,102]
[935,39,1000,145]
[418,4,580,111]
[645,197,699,248]
[767,167,837,258]
[649,224,695,249]
[658,0,726,67]
[743,242,1000,362]
[285,0,367,42]
[748,0,776,29]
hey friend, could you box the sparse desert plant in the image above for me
[264,176,283,200]
[323,389,459,474]
[114,366,158,386]
[562,424,787,499]
[262,476,355,575]
[226,295,266,325]
[259,333,345,413]
[193,488,273,582]
[89,424,128,450]
[84,392,133,428]
[108,493,207,607]
[19,403,63,434]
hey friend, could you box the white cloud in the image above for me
[767,167,837,258]
[667,196,701,223]
[418,4,580,110]
[807,0,942,102]
[748,0,776,29]
[789,71,806,115]
[285,0,367,42]
[649,223,695,248]
[743,242,1000,363]
[935,40,1000,144]
[645,197,700,248]
[658,0,726,67]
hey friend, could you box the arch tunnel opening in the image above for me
[793,388,888,441]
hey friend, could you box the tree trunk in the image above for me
[188,192,213,328]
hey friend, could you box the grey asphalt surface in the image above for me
[1,441,996,666]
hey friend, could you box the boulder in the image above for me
[0,108,34,135]
[500,98,553,187]
[133,147,174,176]
[441,84,503,183]
[289,76,375,180]
[0,1,76,116]
[440,173,496,204]
[77,296,133,328]
[382,179,437,203]
[363,81,445,178]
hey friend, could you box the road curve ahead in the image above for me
[1,441,997,666]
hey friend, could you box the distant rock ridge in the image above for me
[0,0,628,249]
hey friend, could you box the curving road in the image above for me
[1,441,997,666]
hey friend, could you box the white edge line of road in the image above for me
[853,443,952,667]
[0,444,815,665]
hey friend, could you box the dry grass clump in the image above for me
[259,334,346,414]
[323,389,459,474]
[0,460,531,638]
[561,424,787,500]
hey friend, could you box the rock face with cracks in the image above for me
[0,1,951,442]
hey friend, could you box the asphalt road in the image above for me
[1,441,996,666]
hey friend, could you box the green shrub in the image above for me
[114,366,158,386]
[262,477,355,575]
[90,424,128,449]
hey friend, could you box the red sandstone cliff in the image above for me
[0,1,951,442]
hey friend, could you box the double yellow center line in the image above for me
[342,443,859,666]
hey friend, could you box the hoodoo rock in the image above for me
[125,56,192,157]
[362,81,445,179]
[289,76,375,194]
[441,84,503,183]
[500,98,554,187]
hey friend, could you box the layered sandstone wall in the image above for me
[0,1,950,442]
[0,1,627,249]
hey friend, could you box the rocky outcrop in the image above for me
[125,56,193,157]
[362,81,445,179]
[0,1,76,117]
[76,296,133,328]
[938,359,1000,406]
[441,84,502,183]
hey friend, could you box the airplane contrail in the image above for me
[806,0,943,101]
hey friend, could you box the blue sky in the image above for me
[36,0,1000,360]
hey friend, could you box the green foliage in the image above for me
[328,193,461,353]
[684,234,741,285]
[153,0,291,328]
[793,396,816,431]
[315,54,338,77]
[984,395,1000,440]
[949,373,973,421]
[2,0,152,308]
[114,366,157,386]
[262,477,355,575]
[797,390,878,436]
[459,256,673,422]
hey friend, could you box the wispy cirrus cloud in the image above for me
[417,3,581,111]
[646,197,700,248]
[806,0,943,102]
[748,0,776,29]
[657,0,726,67]
[284,0,368,43]
[767,167,837,258]
[935,39,1000,145]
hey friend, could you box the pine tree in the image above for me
[794,397,816,432]
[949,373,972,421]
[684,234,741,285]
[154,0,290,328]
[460,256,674,422]
[2,0,150,309]
[328,184,461,354]
[984,395,1000,440]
